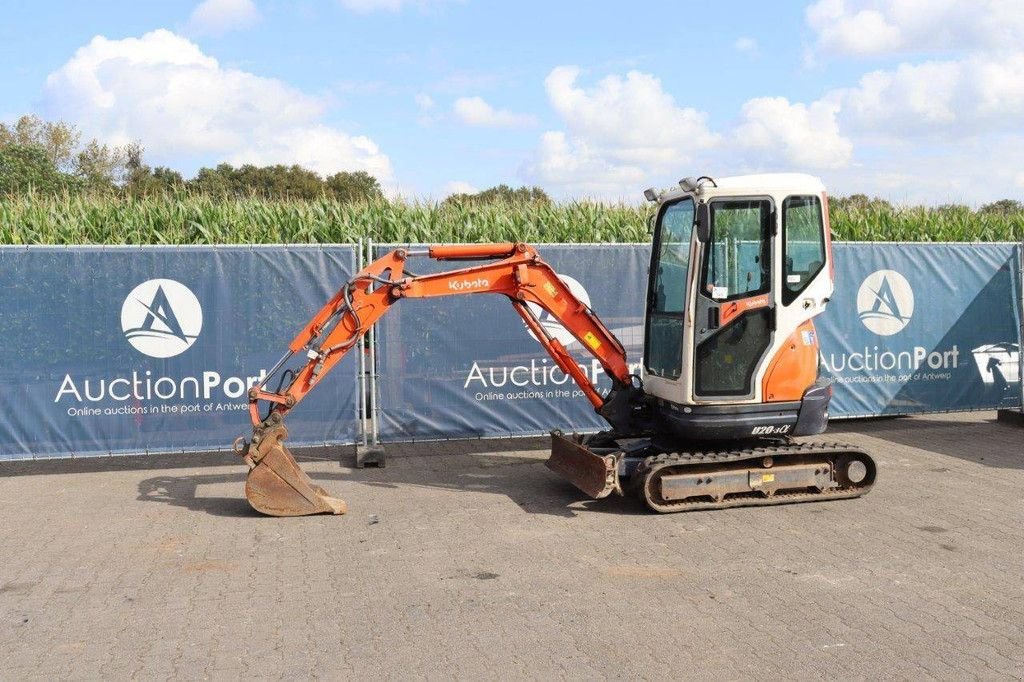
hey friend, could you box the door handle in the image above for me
[708,307,720,329]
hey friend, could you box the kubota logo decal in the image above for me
[121,279,203,358]
[448,277,490,291]
[857,270,914,336]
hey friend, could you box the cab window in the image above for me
[701,199,772,302]
[644,198,694,379]
[782,196,826,305]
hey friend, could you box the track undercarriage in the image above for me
[548,431,875,513]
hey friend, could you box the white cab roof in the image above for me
[655,173,826,203]
[710,173,825,194]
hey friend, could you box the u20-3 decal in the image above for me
[751,424,791,436]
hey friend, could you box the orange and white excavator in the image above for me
[235,173,875,516]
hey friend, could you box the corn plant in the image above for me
[0,191,1021,244]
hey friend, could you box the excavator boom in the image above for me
[237,242,637,516]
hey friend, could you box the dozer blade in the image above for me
[241,425,347,517]
[546,431,620,499]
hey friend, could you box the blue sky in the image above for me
[2,0,1023,204]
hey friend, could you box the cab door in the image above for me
[692,198,775,399]
[643,197,695,383]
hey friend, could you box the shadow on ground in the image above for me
[828,414,1024,470]
[134,439,648,519]
[0,436,549,477]
[10,415,1020,520]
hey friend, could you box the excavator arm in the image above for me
[237,242,640,516]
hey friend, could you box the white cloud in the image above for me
[415,93,435,111]
[801,0,1024,172]
[228,124,392,180]
[532,131,649,198]
[42,30,392,181]
[735,97,853,169]
[1017,172,1024,189]
[453,96,535,128]
[823,134,1024,205]
[734,37,759,55]
[187,0,261,36]
[833,53,1024,135]
[338,0,455,13]
[530,66,719,196]
[525,65,1012,200]
[545,67,719,161]
[806,0,900,57]
[442,180,477,196]
[806,0,1024,57]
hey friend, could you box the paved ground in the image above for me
[1,411,1023,680]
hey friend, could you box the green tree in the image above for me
[116,143,183,197]
[75,139,127,192]
[0,114,81,172]
[189,163,325,199]
[188,163,382,201]
[240,164,323,199]
[2,114,385,202]
[979,199,1024,215]
[0,144,79,194]
[325,170,383,202]
[444,184,551,206]
[191,163,235,195]
[830,194,893,212]
[933,203,972,216]
[152,166,185,191]
[1,115,134,191]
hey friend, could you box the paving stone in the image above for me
[0,411,1021,678]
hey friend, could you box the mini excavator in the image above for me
[235,173,875,516]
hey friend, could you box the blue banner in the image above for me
[818,243,1021,416]
[373,242,1021,441]
[1,242,1019,459]
[0,246,359,460]
[374,244,649,439]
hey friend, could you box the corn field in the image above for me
[0,193,1021,244]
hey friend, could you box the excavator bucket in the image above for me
[239,425,347,517]
[546,431,621,499]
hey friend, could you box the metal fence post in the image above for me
[357,238,368,449]
[355,237,386,466]
[368,237,381,447]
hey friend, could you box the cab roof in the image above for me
[654,173,826,203]
[710,173,825,194]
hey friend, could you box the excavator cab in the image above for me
[234,173,874,517]
[641,174,835,440]
[551,175,872,511]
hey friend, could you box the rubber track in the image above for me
[635,440,875,513]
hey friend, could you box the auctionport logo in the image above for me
[857,270,914,336]
[121,279,203,358]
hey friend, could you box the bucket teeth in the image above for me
[242,425,347,517]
